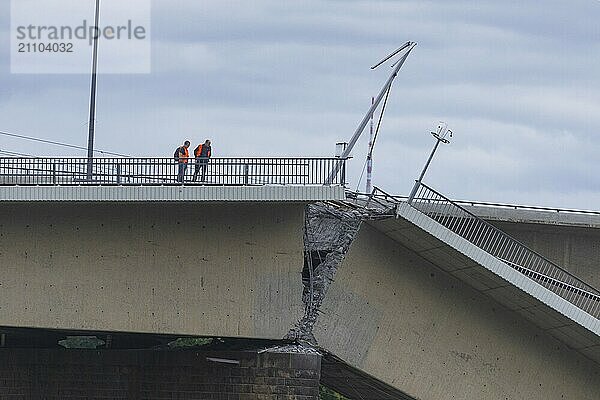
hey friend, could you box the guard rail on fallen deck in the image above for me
[0,157,346,186]
[371,184,600,319]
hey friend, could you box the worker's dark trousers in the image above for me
[177,163,187,183]
[193,158,209,182]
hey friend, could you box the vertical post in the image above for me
[244,163,249,185]
[116,162,121,184]
[86,0,101,181]
[365,186,377,208]
[407,123,453,204]
[408,139,441,204]
[52,163,56,184]
[366,96,374,193]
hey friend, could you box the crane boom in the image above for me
[325,41,417,185]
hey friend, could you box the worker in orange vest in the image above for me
[192,139,212,182]
[175,140,190,183]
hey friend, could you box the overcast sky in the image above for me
[1,0,600,209]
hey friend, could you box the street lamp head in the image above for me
[408,121,453,203]
[431,121,452,144]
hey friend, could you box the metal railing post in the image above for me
[116,163,121,184]
[341,159,346,187]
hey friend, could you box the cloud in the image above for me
[1,0,600,209]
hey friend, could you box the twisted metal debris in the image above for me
[286,202,364,344]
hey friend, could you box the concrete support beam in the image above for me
[0,202,305,339]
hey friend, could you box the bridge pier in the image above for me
[0,348,321,399]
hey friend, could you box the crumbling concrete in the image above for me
[261,343,322,355]
[286,203,363,343]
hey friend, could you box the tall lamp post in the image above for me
[86,0,101,181]
[407,122,453,204]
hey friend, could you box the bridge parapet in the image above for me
[405,183,600,319]
[0,157,347,202]
[0,157,346,186]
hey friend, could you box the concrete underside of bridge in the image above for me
[0,202,306,338]
[313,221,600,399]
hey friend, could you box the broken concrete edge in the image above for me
[259,342,322,356]
[285,202,366,344]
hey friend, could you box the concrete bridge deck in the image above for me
[0,184,345,202]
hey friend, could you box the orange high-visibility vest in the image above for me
[195,144,211,158]
[180,146,189,163]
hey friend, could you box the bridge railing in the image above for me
[352,191,600,217]
[371,184,600,319]
[0,157,346,186]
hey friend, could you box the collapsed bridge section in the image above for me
[302,187,600,399]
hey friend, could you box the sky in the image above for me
[1,0,600,209]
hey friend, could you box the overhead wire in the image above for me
[0,149,38,157]
[0,130,131,157]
